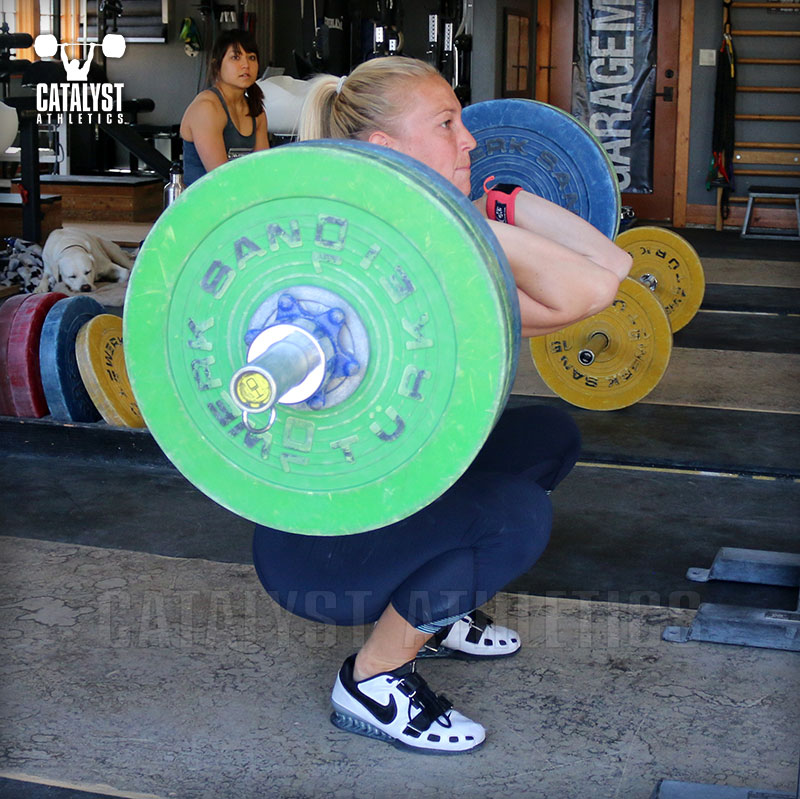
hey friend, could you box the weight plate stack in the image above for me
[39,295,104,422]
[76,314,145,428]
[7,292,68,417]
[0,295,29,416]
[616,226,706,332]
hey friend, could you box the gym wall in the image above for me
[687,0,799,209]
[104,0,532,127]
[101,0,203,128]
[82,0,797,218]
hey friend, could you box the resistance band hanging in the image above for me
[706,0,737,219]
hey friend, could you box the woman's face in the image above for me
[379,76,477,195]
[217,44,258,88]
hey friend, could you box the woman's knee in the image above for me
[473,405,581,489]
[492,478,553,566]
[391,548,478,626]
[530,406,581,470]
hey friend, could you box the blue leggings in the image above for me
[252,405,580,630]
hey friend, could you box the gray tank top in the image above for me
[209,85,256,158]
[182,86,257,186]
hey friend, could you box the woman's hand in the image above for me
[475,190,631,337]
[475,190,631,280]
[488,220,623,337]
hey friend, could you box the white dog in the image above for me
[36,229,134,294]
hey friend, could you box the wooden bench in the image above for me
[13,174,162,223]
[716,144,800,239]
[0,193,63,240]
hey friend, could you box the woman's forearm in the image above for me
[488,220,622,337]
[475,190,632,281]
[513,191,631,280]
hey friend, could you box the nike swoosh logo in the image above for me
[352,688,397,725]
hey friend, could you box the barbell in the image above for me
[123,100,703,535]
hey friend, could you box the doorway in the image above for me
[543,0,682,223]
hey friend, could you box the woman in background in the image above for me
[180,29,269,186]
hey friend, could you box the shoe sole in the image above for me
[330,709,484,755]
[416,645,521,661]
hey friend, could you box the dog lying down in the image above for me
[35,229,135,295]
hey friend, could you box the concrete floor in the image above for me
[0,247,797,797]
[0,535,798,799]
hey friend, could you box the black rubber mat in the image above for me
[508,463,800,612]
[702,284,800,315]
[3,453,797,612]
[3,396,799,481]
[507,395,800,478]
[1,451,253,564]
[672,309,800,353]
[0,416,169,468]
[0,778,118,799]
[662,226,800,261]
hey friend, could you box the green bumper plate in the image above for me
[307,140,521,411]
[124,142,515,535]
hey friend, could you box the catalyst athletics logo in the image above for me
[33,32,127,124]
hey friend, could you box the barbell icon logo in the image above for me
[34,33,126,81]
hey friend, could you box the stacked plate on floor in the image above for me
[0,293,145,428]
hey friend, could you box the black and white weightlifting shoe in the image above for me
[330,654,485,754]
[417,609,521,660]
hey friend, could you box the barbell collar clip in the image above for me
[638,273,658,292]
[230,325,326,415]
[578,331,610,366]
[242,407,277,434]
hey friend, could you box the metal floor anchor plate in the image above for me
[663,548,800,651]
[651,779,795,798]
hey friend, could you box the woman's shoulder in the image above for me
[192,88,226,111]
[182,89,226,125]
[180,89,227,140]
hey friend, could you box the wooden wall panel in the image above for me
[673,0,695,227]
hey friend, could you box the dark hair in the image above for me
[207,29,264,118]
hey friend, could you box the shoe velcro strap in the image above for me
[422,626,450,653]
[464,609,494,644]
[398,674,454,732]
[407,695,454,733]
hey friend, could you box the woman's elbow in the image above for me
[585,269,622,316]
[607,246,633,281]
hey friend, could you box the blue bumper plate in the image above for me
[463,99,621,239]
